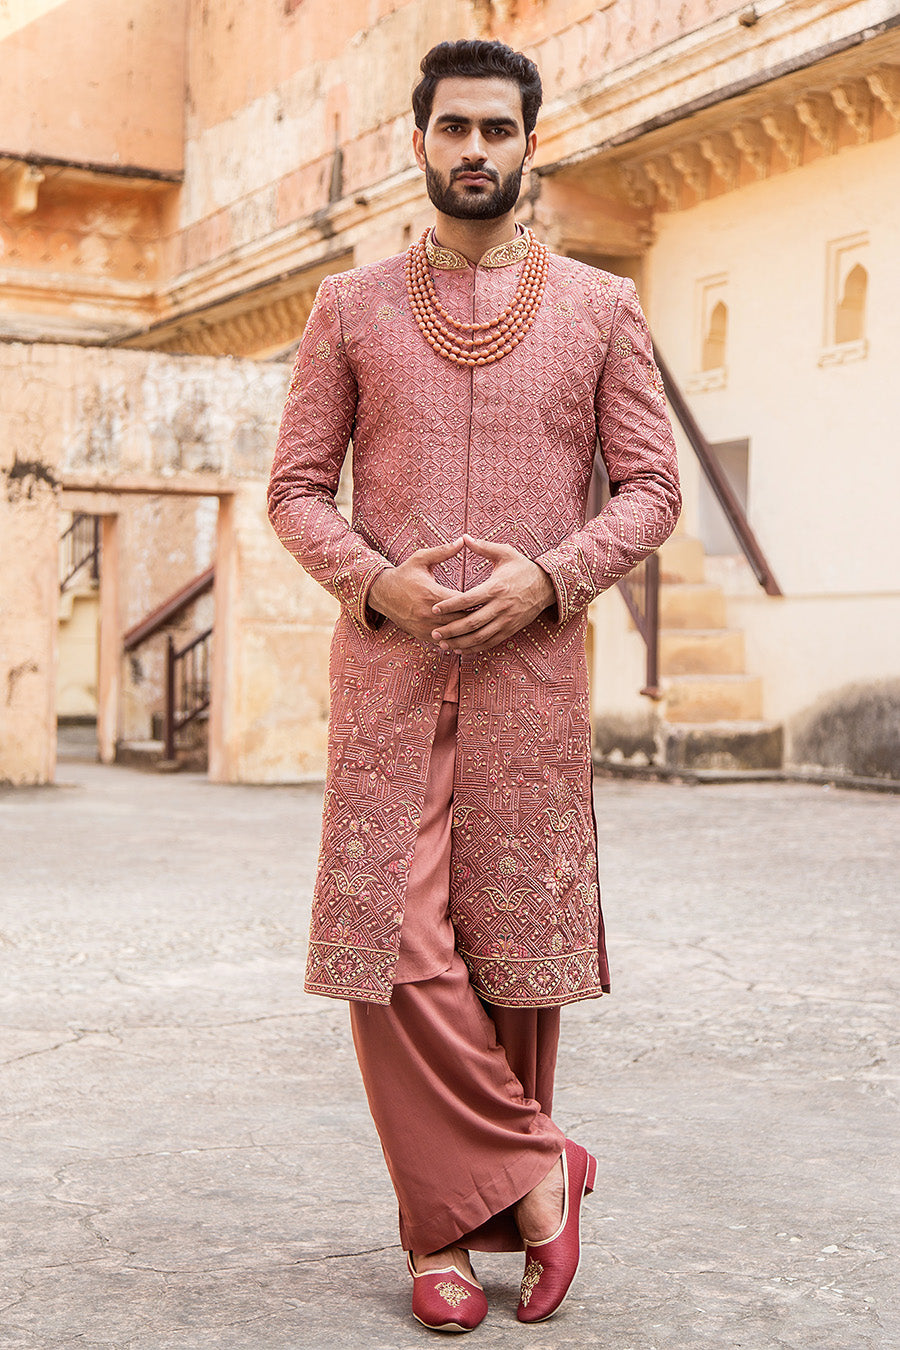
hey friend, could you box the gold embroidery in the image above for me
[436,1281,470,1308]
[520,1259,543,1307]
[315,338,332,359]
[424,233,468,271]
[424,227,531,270]
[482,232,531,268]
[376,303,396,323]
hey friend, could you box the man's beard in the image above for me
[424,155,525,220]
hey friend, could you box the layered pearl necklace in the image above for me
[405,228,549,367]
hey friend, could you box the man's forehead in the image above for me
[428,75,524,125]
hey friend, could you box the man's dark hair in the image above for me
[412,39,543,137]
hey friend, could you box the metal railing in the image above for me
[122,567,215,762]
[123,566,215,653]
[164,628,212,761]
[59,513,100,591]
[653,346,782,598]
[588,348,782,698]
[616,553,661,699]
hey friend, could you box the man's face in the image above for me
[413,76,537,221]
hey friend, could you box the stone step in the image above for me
[659,583,727,629]
[659,627,745,676]
[116,740,207,773]
[661,720,784,772]
[663,673,763,723]
[658,534,705,584]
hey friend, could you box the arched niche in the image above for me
[835,263,867,345]
[702,299,728,371]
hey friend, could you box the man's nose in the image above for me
[460,130,488,163]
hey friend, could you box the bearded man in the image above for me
[268,38,680,1332]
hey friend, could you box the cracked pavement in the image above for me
[0,739,897,1348]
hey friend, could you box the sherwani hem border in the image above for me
[303,967,608,1009]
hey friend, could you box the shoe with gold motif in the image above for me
[406,1251,488,1332]
[516,1139,597,1323]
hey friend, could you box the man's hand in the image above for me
[430,535,556,652]
[368,539,465,643]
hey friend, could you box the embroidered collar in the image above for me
[424,226,531,271]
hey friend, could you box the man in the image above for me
[268,38,680,1331]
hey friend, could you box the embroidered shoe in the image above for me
[516,1139,597,1323]
[407,1252,488,1332]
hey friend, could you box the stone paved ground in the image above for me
[0,745,897,1349]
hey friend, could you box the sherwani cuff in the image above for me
[356,555,394,632]
[334,549,393,634]
[534,549,596,626]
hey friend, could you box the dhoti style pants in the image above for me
[348,670,566,1256]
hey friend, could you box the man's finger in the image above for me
[431,603,499,643]
[461,533,513,560]
[431,579,498,615]
[439,616,510,652]
[411,538,465,567]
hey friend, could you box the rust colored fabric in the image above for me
[392,695,458,984]
[268,238,680,1007]
[349,954,564,1255]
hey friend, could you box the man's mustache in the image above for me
[450,166,500,184]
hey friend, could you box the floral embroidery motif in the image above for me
[436,1281,470,1308]
[315,338,332,360]
[376,303,396,323]
[520,1260,543,1307]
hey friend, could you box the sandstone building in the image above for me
[2,0,898,784]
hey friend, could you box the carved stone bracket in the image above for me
[760,108,804,169]
[831,80,873,144]
[9,163,45,217]
[149,288,318,357]
[867,66,900,121]
[671,145,709,200]
[644,156,681,210]
[730,121,769,180]
[699,133,739,190]
[796,91,837,153]
[619,161,656,208]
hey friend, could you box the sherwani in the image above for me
[268,230,680,1011]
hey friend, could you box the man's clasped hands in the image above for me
[368,535,555,654]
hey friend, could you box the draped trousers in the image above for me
[348,667,566,1256]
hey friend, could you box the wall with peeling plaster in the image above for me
[0,343,337,785]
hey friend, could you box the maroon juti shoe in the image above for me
[516,1139,598,1323]
[406,1252,488,1333]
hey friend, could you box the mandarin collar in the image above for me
[424,225,532,271]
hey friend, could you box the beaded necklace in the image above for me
[405,228,548,368]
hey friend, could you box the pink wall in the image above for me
[1,0,187,173]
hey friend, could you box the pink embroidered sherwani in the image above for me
[268,232,680,1011]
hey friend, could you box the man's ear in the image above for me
[523,130,537,171]
[413,127,427,172]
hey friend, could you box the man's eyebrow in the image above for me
[432,113,520,129]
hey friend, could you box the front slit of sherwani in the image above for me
[349,665,565,1256]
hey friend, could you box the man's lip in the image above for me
[455,172,492,184]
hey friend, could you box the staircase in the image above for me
[654,534,783,773]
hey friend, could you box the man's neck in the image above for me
[431,210,520,266]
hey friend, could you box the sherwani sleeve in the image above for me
[536,277,681,625]
[267,275,392,632]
